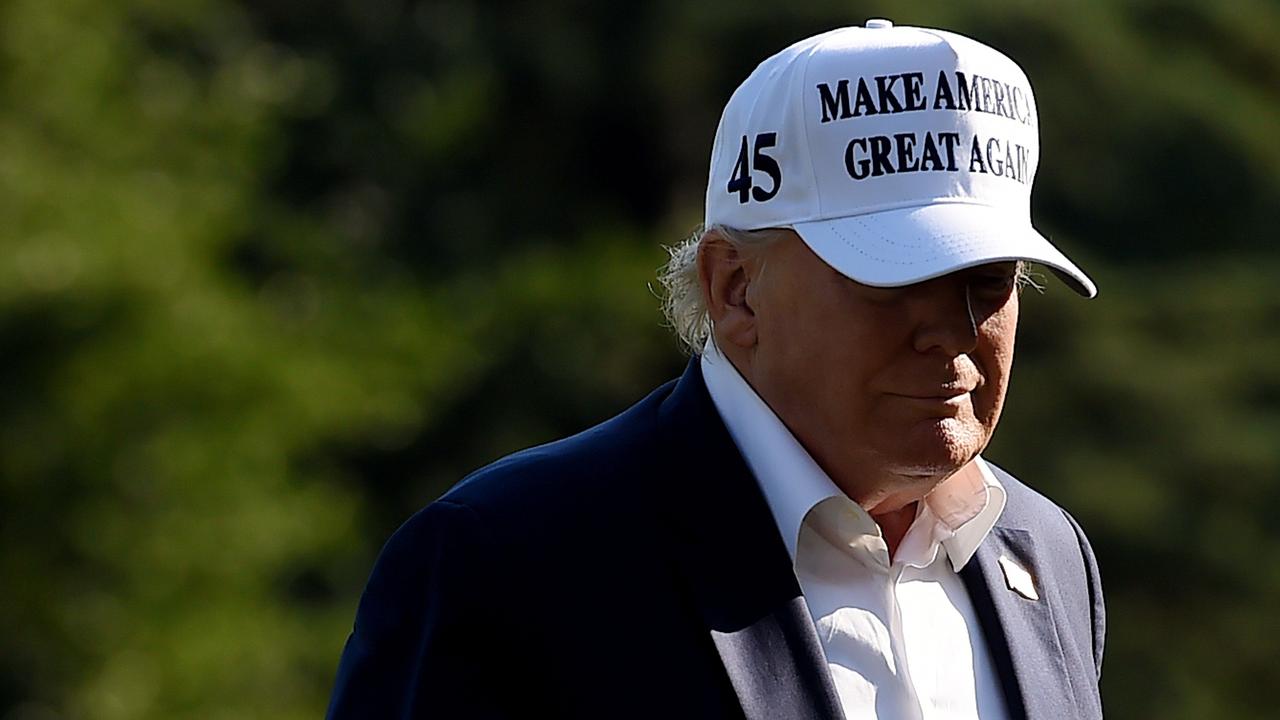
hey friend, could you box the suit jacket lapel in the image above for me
[709,596,844,720]
[962,527,1076,720]
[659,359,844,720]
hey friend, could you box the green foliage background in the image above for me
[1,0,1276,718]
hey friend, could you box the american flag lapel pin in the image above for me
[998,554,1039,601]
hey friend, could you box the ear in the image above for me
[697,230,758,350]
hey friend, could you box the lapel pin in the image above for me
[998,554,1039,601]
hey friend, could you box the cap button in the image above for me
[865,18,893,29]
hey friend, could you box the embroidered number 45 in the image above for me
[726,132,782,204]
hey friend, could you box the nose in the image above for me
[910,277,979,356]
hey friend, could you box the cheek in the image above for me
[758,298,883,420]
[976,300,1019,420]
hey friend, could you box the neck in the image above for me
[870,501,919,559]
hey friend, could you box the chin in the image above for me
[892,418,987,478]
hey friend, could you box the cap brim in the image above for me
[791,203,1097,297]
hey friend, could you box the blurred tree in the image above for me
[0,0,1276,718]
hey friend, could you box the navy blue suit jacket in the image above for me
[327,359,1105,719]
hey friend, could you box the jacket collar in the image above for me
[960,464,1090,720]
[658,357,845,720]
[960,528,1067,720]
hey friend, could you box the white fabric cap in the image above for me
[704,21,1096,297]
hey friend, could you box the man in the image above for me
[328,20,1104,719]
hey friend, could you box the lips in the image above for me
[892,383,977,400]
[888,360,983,400]
[886,390,973,419]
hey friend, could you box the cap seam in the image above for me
[798,35,828,220]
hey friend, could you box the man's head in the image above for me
[695,226,1019,511]
[659,21,1095,509]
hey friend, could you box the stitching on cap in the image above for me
[828,221,1017,266]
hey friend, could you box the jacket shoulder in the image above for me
[431,377,680,538]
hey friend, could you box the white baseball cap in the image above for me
[704,20,1097,297]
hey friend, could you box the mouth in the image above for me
[886,387,976,413]
[895,392,968,405]
[890,385,976,401]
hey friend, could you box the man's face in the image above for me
[735,230,1019,504]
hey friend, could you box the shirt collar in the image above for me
[700,341,1005,572]
[934,455,1006,571]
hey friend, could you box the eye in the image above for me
[968,268,1017,298]
[844,276,910,306]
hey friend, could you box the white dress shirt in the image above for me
[701,343,1012,720]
